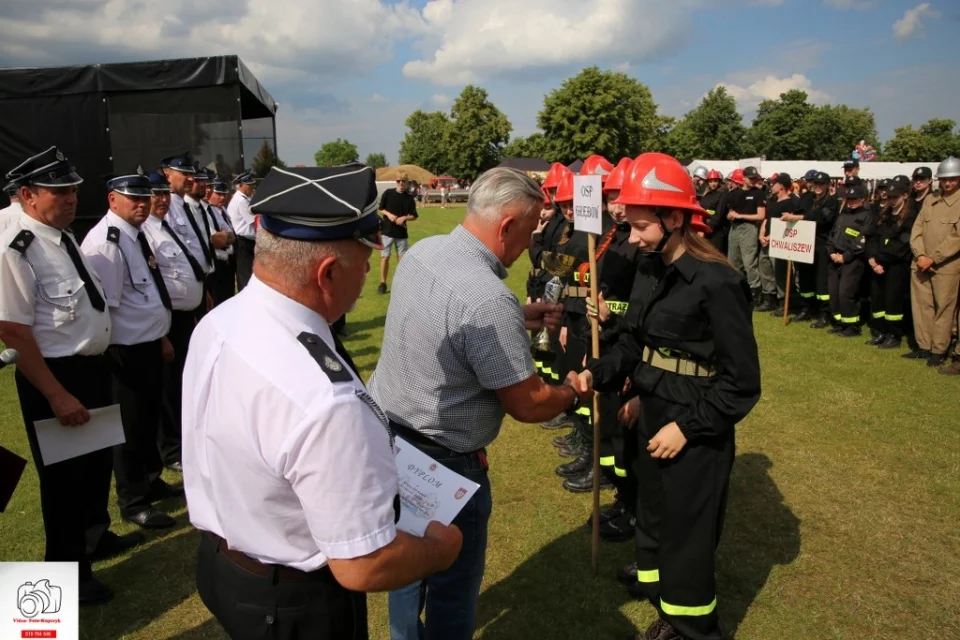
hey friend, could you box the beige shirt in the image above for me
[911,190,960,274]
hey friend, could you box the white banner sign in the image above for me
[769,218,816,264]
[739,157,763,172]
[573,174,603,235]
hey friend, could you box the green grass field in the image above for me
[1,205,958,639]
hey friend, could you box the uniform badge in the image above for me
[147,255,157,269]
[56,150,65,161]
[455,488,467,500]
[323,354,342,372]
[136,165,144,176]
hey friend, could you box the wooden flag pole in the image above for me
[782,260,793,326]
[587,233,602,574]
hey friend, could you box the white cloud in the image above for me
[402,0,695,85]
[0,0,427,87]
[718,73,832,110]
[893,3,937,40]
[430,94,453,106]
[370,93,389,103]
[617,62,631,72]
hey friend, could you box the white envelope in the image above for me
[34,404,125,466]
[393,437,480,537]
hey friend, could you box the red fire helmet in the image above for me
[580,155,615,184]
[603,157,633,193]
[613,153,705,214]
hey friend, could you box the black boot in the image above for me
[562,467,612,493]
[552,429,577,448]
[599,511,636,542]
[902,348,931,360]
[810,310,831,329]
[865,329,885,345]
[755,293,777,312]
[828,321,845,334]
[557,440,583,458]
[556,449,593,477]
[769,298,786,317]
[878,334,901,349]
[617,562,638,585]
[839,324,862,337]
[791,305,814,323]
[750,287,761,310]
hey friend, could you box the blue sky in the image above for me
[0,0,955,166]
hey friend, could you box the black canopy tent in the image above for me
[0,55,277,237]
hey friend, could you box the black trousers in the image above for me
[565,312,592,443]
[158,310,197,468]
[107,340,164,518]
[235,236,256,292]
[796,262,818,311]
[869,262,911,337]
[828,260,865,325]
[632,396,734,640]
[813,242,831,305]
[15,355,113,582]
[210,256,237,306]
[597,391,631,492]
[196,534,368,640]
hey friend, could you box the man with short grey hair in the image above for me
[370,167,589,640]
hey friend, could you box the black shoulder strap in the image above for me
[8,230,35,254]
[106,227,121,244]
[296,332,353,383]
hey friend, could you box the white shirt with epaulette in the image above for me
[0,212,111,357]
[226,191,256,239]
[0,201,23,235]
[168,193,214,275]
[141,214,204,312]
[81,211,171,346]
[182,275,399,571]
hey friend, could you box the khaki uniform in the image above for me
[910,190,960,355]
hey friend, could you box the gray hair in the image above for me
[466,168,543,223]
[254,226,350,284]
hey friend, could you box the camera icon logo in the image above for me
[17,580,62,619]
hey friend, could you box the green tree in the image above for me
[744,89,815,160]
[502,133,548,159]
[799,104,880,161]
[249,140,287,178]
[537,66,659,163]
[443,85,512,180]
[364,152,388,169]
[398,110,452,174]
[663,87,746,161]
[883,119,960,161]
[314,138,359,167]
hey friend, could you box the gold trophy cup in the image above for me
[532,252,577,354]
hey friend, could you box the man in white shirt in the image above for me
[204,177,237,305]
[0,182,24,234]
[161,154,212,282]
[142,171,206,475]
[183,164,462,639]
[225,171,257,290]
[81,167,177,531]
[0,146,135,605]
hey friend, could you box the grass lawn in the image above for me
[1,205,958,639]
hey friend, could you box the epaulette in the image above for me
[106,227,121,244]
[8,230,35,254]
[296,332,353,383]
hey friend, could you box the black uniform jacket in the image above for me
[588,252,761,442]
[866,207,916,266]
[826,205,872,263]
[527,205,564,299]
[803,194,839,241]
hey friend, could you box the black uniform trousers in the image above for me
[196,534,368,640]
[158,309,197,468]
[235,236,256,292]
[107,340,164,518]
[632,396,734,640]
[827,260,865,325]
[565,311,592,442]
[796,262,818,312]
[209,256,237,306]
[812,242,831,308]
[869,263,910,337]
[15,355,113,582]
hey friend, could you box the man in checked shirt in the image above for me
[370,167,591,640]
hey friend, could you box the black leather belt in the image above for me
[206,532,334,583]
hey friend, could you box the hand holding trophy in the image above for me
[531,252,576,354]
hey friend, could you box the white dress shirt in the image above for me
[142,214,204,311]
[226,191,255,239]
[203,202,234,261]
[169,194,214,275]
[182,275,398,570]
[0,201,24,235]
[0,213,111,357]
[81,211,171,346]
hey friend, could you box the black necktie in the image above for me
[137,232,172,311]
[205,204,221,232]
[184,203,213,266]
[61,232,106,312]
[332,333,360,378]
[161,219,205,281]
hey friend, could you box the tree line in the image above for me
[300,67,960,181]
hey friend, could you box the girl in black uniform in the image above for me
[803,172,840,329]
[864,176,915,348]
[579,153,761,640]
